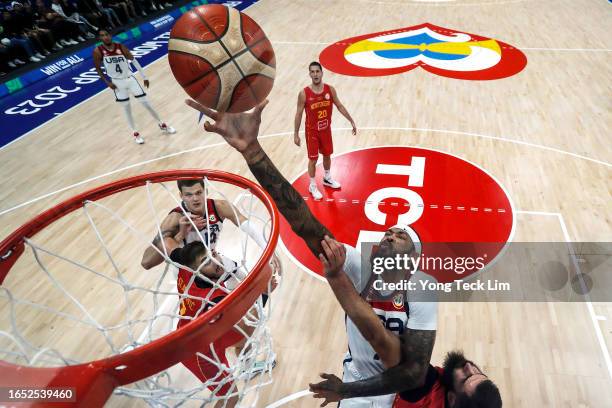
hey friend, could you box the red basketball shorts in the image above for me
[179,322,243,395]
[305,127,333,159]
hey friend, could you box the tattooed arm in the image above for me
[310,328,436,404]
[185,99,333,257]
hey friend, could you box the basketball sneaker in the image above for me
[134,132,145,144]
[309,184,323,200]
[159,123,176,134]
[323,177,341,189]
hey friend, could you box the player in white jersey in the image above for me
[329,227,437,407]
[183,99,438,408]
[141,178,274,271]
[93,29,176,145]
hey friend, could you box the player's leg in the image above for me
[129,77,177,134]
[320,128,341,188]
[305,128,323,200]
[113,78,143,144]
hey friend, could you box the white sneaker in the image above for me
[309,184,322,200]
[55,41,65,49]
[14,58,26,65]
[134,132,145,144]
[35,52,45,59]
[323,177,341,189]
[29,56,41,62]
[68,39,79,45]
[77,36,86,42]
[8,61,16,68]
[159,123,176,134]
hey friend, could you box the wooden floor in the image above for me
[1,0,611,406]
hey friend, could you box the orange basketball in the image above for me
[168,5,275,113]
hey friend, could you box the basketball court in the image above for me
[0,0,610,407]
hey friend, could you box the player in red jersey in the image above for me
[310,238,502,408]
[93,29,175,144]
[141,178,270,270]
[294,61,357,200]
[162,216,276,408]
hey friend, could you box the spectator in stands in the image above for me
[76,0,112,31]
[1,8,43,62]
[13,1,58,54]
[1,27,32,70]
[35,0,83,46]
[50,0,97,38]
[92,0,123,29]
[102,0,135,24]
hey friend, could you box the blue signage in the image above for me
[0,0,257,148]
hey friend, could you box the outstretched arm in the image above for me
[330,86,356,135]
[310,328,436,404]
[319,236,401,368]
[186,99,333,257]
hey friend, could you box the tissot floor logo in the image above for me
[319,23,527,80]
[280,147,515,282]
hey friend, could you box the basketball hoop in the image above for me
[0,170,280,407]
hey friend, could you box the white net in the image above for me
[0,173,280,407]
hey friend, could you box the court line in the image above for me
[265,389,312,408]
[0,0,262,153]
[544,211,612,380]
[1,126,610,216]
[271,40,612,53]
[0,51,171,153]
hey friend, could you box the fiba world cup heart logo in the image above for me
[319,23,527,80]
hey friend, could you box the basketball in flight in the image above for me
[168,4,276,113]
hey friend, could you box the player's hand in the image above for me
[309,373,344,407]
[293,134,301,147]
[185,99,268,154]
[106,81,117,90]
[351,124,357,136]
[144,79,150,88]
[318,235,346,279]
[179,215,205,234]
[178,216,194,236]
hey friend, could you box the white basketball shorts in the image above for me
[339,356,395,408]
[112,76,146,102]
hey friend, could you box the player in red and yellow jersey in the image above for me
[294,61,357,200]
[162,216,277,408]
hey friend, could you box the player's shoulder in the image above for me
[165,208,183,221]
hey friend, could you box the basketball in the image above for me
[168,5,275,113]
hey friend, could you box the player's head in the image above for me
[309,61,323,85]
[98,29,112,46]
[442,350,502,408]
[371,224,421,271]
[177,179,206,214]
[177,241,225,279]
